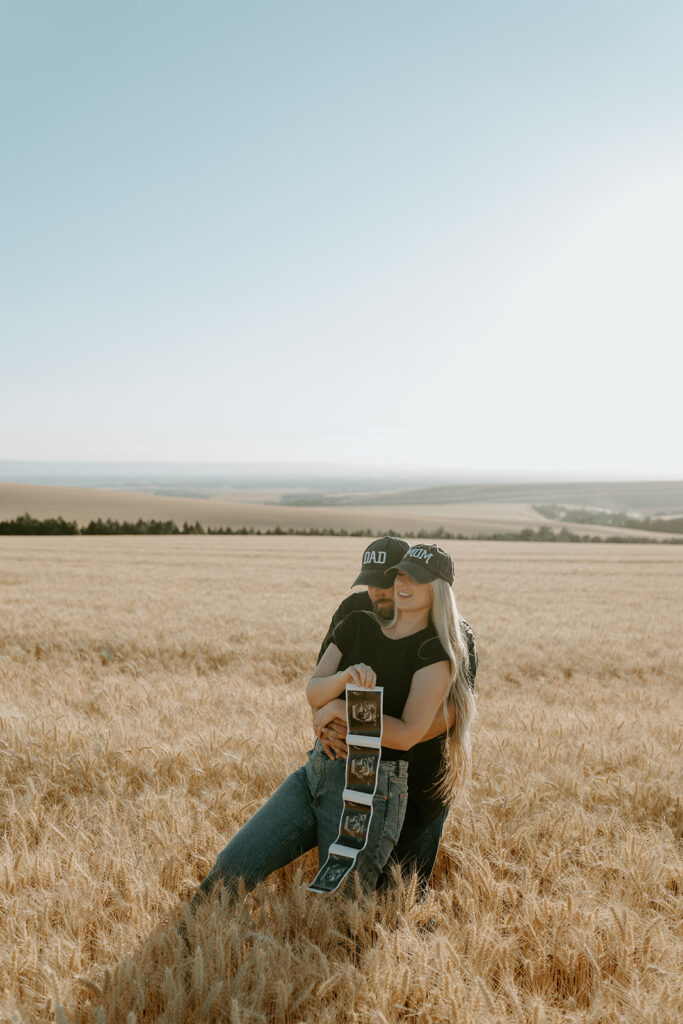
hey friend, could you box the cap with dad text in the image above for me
[388,543,455,585]
[352,536,410,588]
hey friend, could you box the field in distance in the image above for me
[0,536,680,1023]
[2,480,682,540]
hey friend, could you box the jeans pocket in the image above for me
[305,747,325,800]
[378,776,408,846]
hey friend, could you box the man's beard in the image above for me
[372,601,394,621]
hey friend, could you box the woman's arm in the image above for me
[315,691,455,757]
[419,697,456,741]
[305,643,377,708]
[380,661,451,750]
[312,698,346,732]
[311,665,453,756]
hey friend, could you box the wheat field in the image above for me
[0,536,680,1023]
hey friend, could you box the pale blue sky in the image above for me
[2,1,682,476]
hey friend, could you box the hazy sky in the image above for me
[2,1,682,477]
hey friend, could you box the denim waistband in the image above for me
[379,759,408,779]
[312,740,407,779]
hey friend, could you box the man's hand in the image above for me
[319,719,348,759]
[311,699,347,759]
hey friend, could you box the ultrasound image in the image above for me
[346,746,380,794]
[309,853,355,893]
[347,688,382,738]
[339,802,372,849]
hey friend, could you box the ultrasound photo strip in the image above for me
[308,685,384,894]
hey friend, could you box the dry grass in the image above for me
[0,536,681,1023]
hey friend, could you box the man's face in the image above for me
[367,584,395,620]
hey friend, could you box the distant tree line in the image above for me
[1,513,681,543]
[0,514,374,537]
[0,514,203,536]
[0,514,82,535]
[535,504,683,535]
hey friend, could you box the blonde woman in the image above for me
[311,543,476,889]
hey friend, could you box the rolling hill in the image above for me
[1,481,681,541]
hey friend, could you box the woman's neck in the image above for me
[381,608,430,639]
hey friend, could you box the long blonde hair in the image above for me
[429,578,476,801]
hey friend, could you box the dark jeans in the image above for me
[196,741,408,904]
[378,805,449,898]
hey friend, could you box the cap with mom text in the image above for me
[388,543,455,585]
[352,536,410,588]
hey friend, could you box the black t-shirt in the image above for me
[403,733,452,825]
[318,593,478,825]
[331,611,449,762]
[317,591,372,664]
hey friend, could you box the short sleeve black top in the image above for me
[318,592,478,689]
[331,611,449,762]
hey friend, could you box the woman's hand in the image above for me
[343,663,377,689]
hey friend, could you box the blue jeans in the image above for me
[378,805,449,898]
[197,741,408,901]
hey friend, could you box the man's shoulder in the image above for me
[333,604,376,638]
[317,591,372,662]
[416,627,449,665]
[331,600,377,651]
[335,591,372,618]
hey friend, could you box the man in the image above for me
[316,535,409,660]
[313,536,477,896]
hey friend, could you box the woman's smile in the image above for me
[393,571,432,613]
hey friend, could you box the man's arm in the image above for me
[317,717,348,759]
[461,619,477,691]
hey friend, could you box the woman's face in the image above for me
[393,570,433,615]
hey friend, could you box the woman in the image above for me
[194,543,475,903]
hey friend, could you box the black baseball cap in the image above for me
[388,543,455,585]
[352,536,409,588]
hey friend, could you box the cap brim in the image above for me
[391,559,443,584]
[352,568,399,588]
